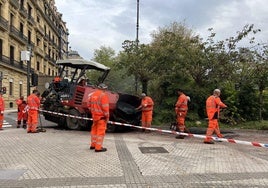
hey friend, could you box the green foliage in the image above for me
[92,22,268,126]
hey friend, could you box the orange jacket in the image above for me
[0,96,4,112]
[206,95,227,120]
[16,99,27,112]
[175,94,188,113]
[139,96,154,112]
[27,94,40,111]
[88,90,109,121]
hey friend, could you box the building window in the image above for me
[27,3,32,18]
[20,22,24,34]
[48,68,51,75]
[36,37,40,46]
[10,46,14,65]
[37,61,40,71]
[19,81,23,97]
[28,30,31,44]
[10,13,14,26]
[9,79,13,96]
[0,39,2,60]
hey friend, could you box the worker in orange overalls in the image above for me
[16,96,28,128]
[174,89,189,139]
[27,89,41,133]
[204,89,227,144]
[88,83,109,152]
[53,75,61,91]
[136,93,154,132]
[0,91,5,130]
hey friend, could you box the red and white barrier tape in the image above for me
[40,109,268,149]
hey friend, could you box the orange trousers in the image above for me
[90,119,107,150]
[0,114,3,129]
[141,111,152,128]
[27,110,38,132]
[176,111,187,132]
[204,119,223,142]
[17,112,27,126]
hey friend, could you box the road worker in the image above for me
[174,89,189,139]
[204,89,227,144]
[53,75,61,91]
[88,83,109,152]
[136,93,154,132]
[27,90,41,133]
[16,96,27,128]
[0,92,5,130]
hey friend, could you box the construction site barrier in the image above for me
[39,109,268,149]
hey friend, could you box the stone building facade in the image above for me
[0,0,69,109]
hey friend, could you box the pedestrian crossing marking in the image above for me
[3,120,12,128]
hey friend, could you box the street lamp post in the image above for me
[21,46,32,97]
[27,46,32,96]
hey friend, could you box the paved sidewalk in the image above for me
[0,127,268,187]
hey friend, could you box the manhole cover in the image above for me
[139,147,169,154]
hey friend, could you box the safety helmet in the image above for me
[141,93,146,97]
[98,83,108,89]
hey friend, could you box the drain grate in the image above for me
[139,147,169,154]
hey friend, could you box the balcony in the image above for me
[27,15,35,25]
[34,23,45,36]
[9,0,19,9]
[34,46,44,57]
[9,25,27,45]
[0,54,27,72]
[19,6,28,18]
[0,16,8,31]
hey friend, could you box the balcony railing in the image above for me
[0,16,8,31]
[0,54,27,72]
[9,0,19,9]
[9,25,28,44]
[19,6,28,18]
[27,15,35,25]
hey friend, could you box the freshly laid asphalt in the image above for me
[0,112,268,187]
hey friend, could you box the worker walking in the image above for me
[136,93,154,132]
[174,89,189,139]
[27,90,41,133]
[0,92,5,130]
[88,83,109,152]
[16,96,27,128]
[204,89,227,144]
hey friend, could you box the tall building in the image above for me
[0,0,69,109]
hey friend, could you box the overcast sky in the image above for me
[55,0,268,60]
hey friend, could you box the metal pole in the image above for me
[27,59,30,96]
[135,0,140,93]
[136,0,139,45]
[27,46,32,96]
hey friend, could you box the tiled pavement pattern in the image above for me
[0,128,268,187]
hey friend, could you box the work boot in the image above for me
[204,141,214,144]
[176,135,185,139]
[90,146,95,150]
[23,125,27,129]
[17,125,20,128]
[95,148,107,152]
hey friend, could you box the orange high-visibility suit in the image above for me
[88,89,109,151]
[27,92,40,133]
[204,95,227,142]
[139,96,154,128]
[0,94,5,130]
[175,93,188,132]
[16,97,27,128]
